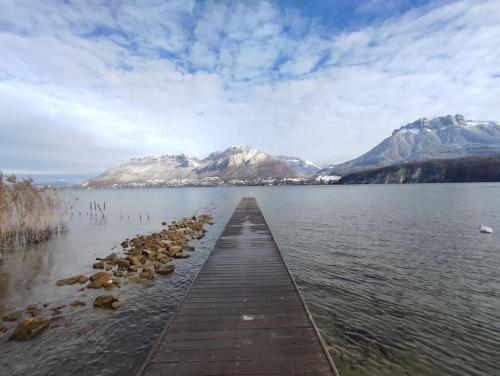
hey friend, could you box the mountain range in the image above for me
[83,114,500,187]
[323,114,500,175]
[83,146,320,188]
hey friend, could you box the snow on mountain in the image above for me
[323,114,500,175]
[83,146,302,188]
[276,155,321,176]
[196,145,296,179]
[83,154,203,188]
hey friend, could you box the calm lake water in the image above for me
[1,185,499,376]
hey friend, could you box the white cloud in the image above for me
[0,0,499,175]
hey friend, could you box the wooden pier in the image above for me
[140,197,339,376]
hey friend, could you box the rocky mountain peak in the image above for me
[83,146,319,187]
[393,114,467,136]
[327,114,500,175]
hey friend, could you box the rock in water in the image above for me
[127,275,139,283]
[29,308,41,317]
[167,245,182,257]
[0,324,7,333]
[113,270,125,277]
[50,308,63,316]
[78,324,93,336]
[93,295,119,309]
[9,317,49,341]
[156,264,175,275]
[139,270,155,280]
[88,272,112,288]
[127,255,142,266]
[56,275,88,286]
[3,311,22,321]
[105,253,117,261]
[78,275,89,284]
[114,259,130,269]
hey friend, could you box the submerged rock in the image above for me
[49,315,64,322]
[139,270,154,280]
[9,317,49,341]
[156,264,175,275]
[30,308,41,317]
[50,307,63,315]
[126,275,139,283]
[113,270,125,277]
[70,300,86,307]
[93,261,105,269]
[78,324,93,336]
[93,295,119,309]
[56,275,88,286]
[0,324,6,333]
[3,311,22,321]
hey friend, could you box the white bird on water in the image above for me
[479,225,493,234]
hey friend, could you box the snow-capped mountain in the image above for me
[323,114,500,175]
[83,146,314,188]
[276,156,321,176]
[196,145,296,179]
[82,154,203,187]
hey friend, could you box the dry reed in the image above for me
[0,172,67,250]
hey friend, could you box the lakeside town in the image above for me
[80,174,341,189]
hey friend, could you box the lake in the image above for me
[1,185,499,376]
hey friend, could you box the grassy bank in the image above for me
[0,173,67,250]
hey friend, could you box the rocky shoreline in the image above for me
[0,214,213,341]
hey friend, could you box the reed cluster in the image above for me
[0,173,67,249]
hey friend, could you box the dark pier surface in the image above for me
[141,197,339,376]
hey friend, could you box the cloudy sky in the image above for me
[1,0,499,178]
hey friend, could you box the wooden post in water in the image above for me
[139,197,340,376]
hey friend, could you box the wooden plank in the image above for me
[146,358,332,376]
[164,327,318,341]
[139,198,339,376]
[160,334,321,351]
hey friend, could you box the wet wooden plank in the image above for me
[140,198,338,376]
[146,358,332,376]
